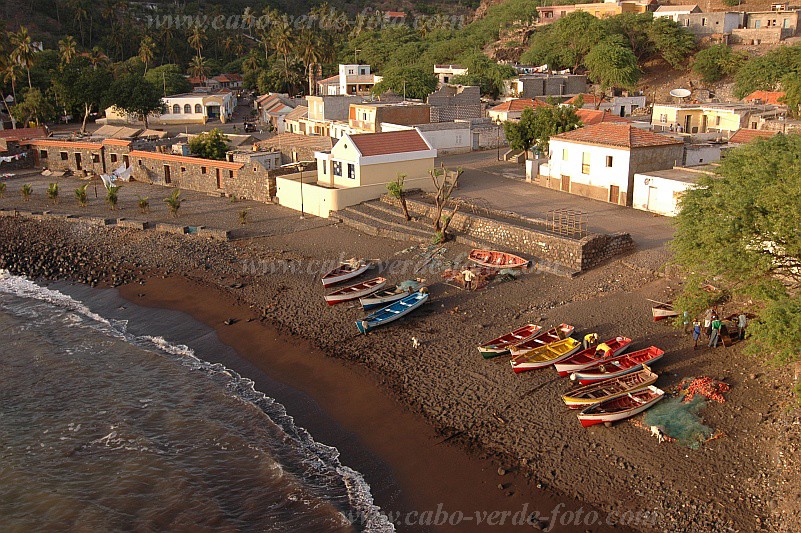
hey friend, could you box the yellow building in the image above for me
[651,103,756,135]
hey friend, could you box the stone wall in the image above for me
[382,195,633,273]
[729,27,785,44]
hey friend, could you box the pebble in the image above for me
[497,467,506,476]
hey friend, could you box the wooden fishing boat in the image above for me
[468,249,530,270]
[561,366,659,409]
[649,299,679,321]
[510,337,582,373]
[508,324,575,357]
[322,261,369,287]
[571,346,665,385]
[477,324,543,359]
[325,277,387,305]
[577,386,665,427]
[553,336,633,377]
[356,290,429,334]
[359,284,414,310]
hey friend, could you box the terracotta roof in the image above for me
[285,106,308,121]
[743,91,786,106]
[489,99,550,113]
[101,138,132,147]
[0,126,47,141]
[256,133,333,152]
[728,128,777,144]
[576,109,630,126]
[654,5,699,12]
[347,130,431,156]
[318,75,340,85]
[565,93,603,106]
[553,123,684,148]
[28,139,102,150]
[129,150,243,170]
[384,11,407,18]
[213,73,242,83]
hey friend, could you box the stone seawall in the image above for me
[382,195,634,273]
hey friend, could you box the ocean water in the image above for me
[0,274,392,532]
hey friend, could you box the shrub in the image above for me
[0,182,6,198]
[239,208,250,225]
[47,183,59,204]
[106,185,121,210]
[21,184,32,201]
[75,184,88,207]
[164,189,181,217]
[138,197,150,214]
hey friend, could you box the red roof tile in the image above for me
[728,128,777,144]
[743,91,785,106]
[490,99,550,113]
[0,126,47,141]
[347,130,431,156]
[553,123,683,148]
[565,93,603,106]
[576,109,630,126]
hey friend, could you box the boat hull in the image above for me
[322,262,369,287]
[510,338,582,373]
[356,292,429,334]
[554,337,632,376]
[571,348,665,385]
[325,278,387,305]
[478,324,543,359]
[468,249,530,270]
[507,324,575,357]
[562,369,659,409]
[577,387,665,427]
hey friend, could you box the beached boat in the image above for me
[508,324,575,357]
[468,249,530,270]
[571,346,665,385]
[359,284,415,310]
[649,299,680,322]
[577,386,665,427]
[322,261,369,287]
[561,366,659,409]
[325,277,387,305]
[553,336,633,377]
[510,337,582,373]
[477,324,543,359]
[356,290,429,334]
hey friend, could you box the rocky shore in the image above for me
[1,216,799,532]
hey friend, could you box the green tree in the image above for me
[189,129,228,160]
[780,73,801,117]
[10,26,37,90]
[672,134,801,375]
[692,44,746,83]
[105,74,163,128]
[12,88,56,126]
[58,36,78,65]
[138,36,156,73]
[522,12,604,70]
[584,38,641,91]
[733,45,801,98]
[504,104,581,157]
[647,17,696,69]
[371,66,438,100]
[144,64,192,96]
[52,58,112,132]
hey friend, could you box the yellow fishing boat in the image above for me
[510,337,581,374]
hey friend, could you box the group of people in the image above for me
[690,308,748,349]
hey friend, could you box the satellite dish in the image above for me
[670,88,691,99]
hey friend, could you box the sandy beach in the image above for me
[1,210,799,531]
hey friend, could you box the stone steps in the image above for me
[355,203,435,239]
[336,206,432,244]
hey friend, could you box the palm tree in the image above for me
[297,32,322,96]
[10,27,37,90]
[71,0,89,47]
[188,56,209,80]
[233,34,246,57]
[1,55,21,104]
[138,36,155,73]
[159,25,176,64]
[243,6,255,38]
[188,26,206,60]
[271,19,294,81]
[88,46,109,69]
[58,36,78,65]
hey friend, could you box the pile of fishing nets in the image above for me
[397,280,421,291]
[642,396,713,449]
[679,377,730,403]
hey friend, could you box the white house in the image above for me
[104,90,236,125]
[380,121,472,154]
[538,123,685,206]
[653,4,702,22]
[275,130,436,218]
[316,65,382,96]
[632,166,712,217]
[434,64,468,85]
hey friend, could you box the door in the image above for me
[561,175,570,192]
[684,115,691,133]
[216,168,222,189]
[610,185,620,204]
[164,164,171,184]
[701,115,708,133]
[75,152,82,171]
[122,155,129,168]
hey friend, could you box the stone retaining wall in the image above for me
[382,195,633,272]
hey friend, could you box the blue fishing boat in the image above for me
[356,290,429,334]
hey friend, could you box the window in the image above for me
[201,166,207,174]
[347,163,355,180]
[173,104,180,114]
[581,152,591,174]
[562,148,568,161]
[333,161,342,176]
[229,170,234,179]
[60,151,68,161]
[605,155,613,167]
[138,159,143,166]
[755,20,761,28]
[92,153,100,163]
[110,153,118,163]
[701,17,707,26]
[40,150,48,159]
[715,116,721,126]
[184,104,192,114]
[181,166,186,173]
[659,114,668,123]
[195,104,202,113]
[322,161,327,174]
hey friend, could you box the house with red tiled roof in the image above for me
[575,109,631,126]
[537,123,685,206]
[488,98,551,122]
[742,91,786,106]
[728,128,778,145]
[274,130,436,218]
[564,93,647,116]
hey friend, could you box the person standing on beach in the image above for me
[461,267,476,291]
[708,316,722,348]
[738,313,748,340]
[692,320,701,349]
[704,308,713,339]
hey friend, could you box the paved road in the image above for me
[441,151,675,250]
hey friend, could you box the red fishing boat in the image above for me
[571,346,665,385]
[553,336,633,377]
[468,249,530,270]
[477,324,543,359]
[577,386,665,427]
[508,324,575,357]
